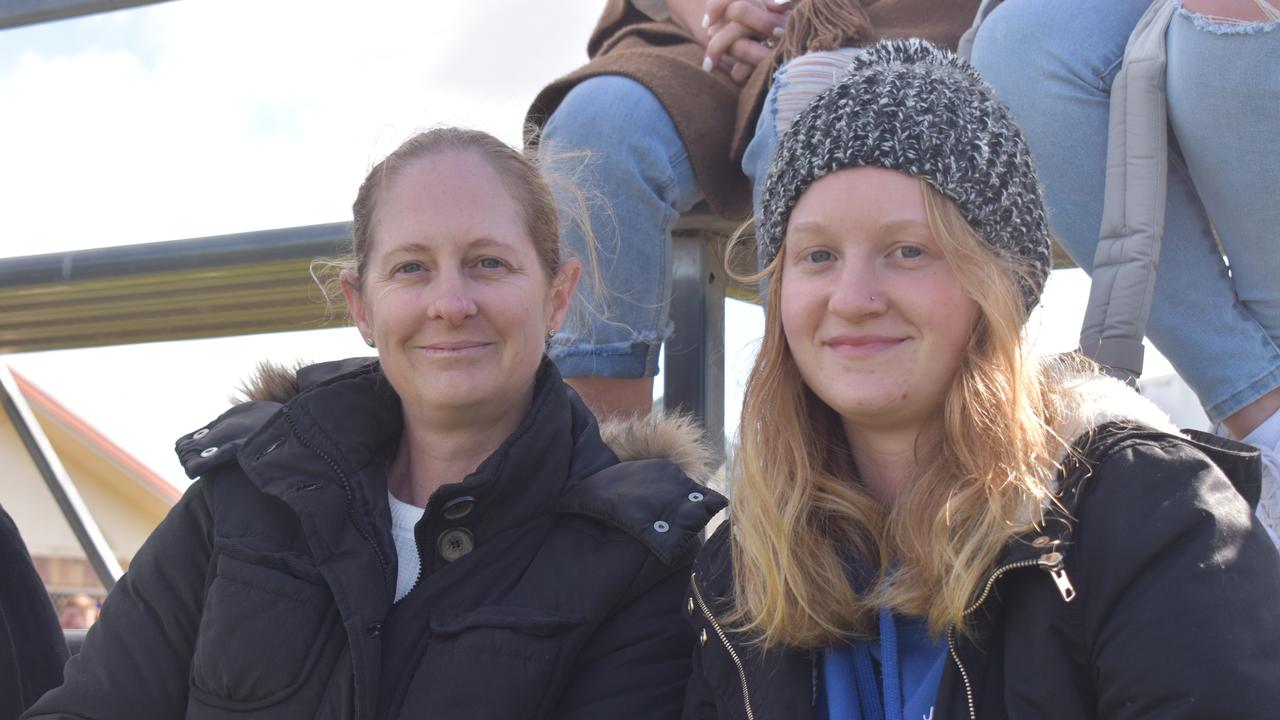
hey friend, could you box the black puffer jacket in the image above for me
[1,505,67,720]
[25,358,725,720]
[683,388,1280,719]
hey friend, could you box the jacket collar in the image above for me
[238,357,614,549]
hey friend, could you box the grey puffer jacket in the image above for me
[26,358,726,720]
[683,375,1280,719]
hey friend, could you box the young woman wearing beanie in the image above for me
[682,39,1280,720]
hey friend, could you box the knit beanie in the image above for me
[757,39,1052,311]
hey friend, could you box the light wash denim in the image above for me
[972,0,1280,423]
[541,59,868,379]
[539,75,703,379]
[744,50,866,227]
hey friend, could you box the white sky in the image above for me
[0,1,1179,490]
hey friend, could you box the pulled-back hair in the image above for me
[352,127,562,283]
[314,126,599,308]
[727,180,1073,647]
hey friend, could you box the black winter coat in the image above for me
[0,505,67,720]
[682,423,1280,719]
[25,358,725,720]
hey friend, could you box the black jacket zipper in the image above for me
[283,407,390,574]
[690,572,756,720]
[946,551,1077,719]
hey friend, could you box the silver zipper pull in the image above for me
[1037,552,1077,602]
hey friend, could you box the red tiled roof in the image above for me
[8,368,181,504]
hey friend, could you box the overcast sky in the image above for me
[0,1,1174,490]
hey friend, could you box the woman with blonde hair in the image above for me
[26,127,725,719]
[682,40,1280,719]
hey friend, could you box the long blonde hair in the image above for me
[728,180,1071,647]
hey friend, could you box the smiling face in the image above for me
[779,166,979,439]
[341,150,579,426]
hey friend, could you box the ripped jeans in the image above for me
[971,0,1280,423]
[539,76,699,379]
[540,56,855,379]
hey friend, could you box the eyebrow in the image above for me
[381,236,521,258]
[787,218,931,238]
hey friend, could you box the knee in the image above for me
[542,75,675,156]
[972,0,1064,77]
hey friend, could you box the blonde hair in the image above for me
[728,180,1072,647]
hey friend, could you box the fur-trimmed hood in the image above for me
[1054,370,1181,450]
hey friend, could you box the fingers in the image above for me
[723,0,787,39]
[730,60,755,85]
[728,35,771,68]
[702,0,785,73]
[702,0,734,29]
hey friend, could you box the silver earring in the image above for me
[546,329,556,342]
[364,336,375,348]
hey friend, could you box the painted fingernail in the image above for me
[702,56,714,72]
[701,13,710,29]
[773,26,785,38]
[775,0,792,4]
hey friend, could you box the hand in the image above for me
[704,0,790,84]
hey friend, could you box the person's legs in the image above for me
[973,0,1280,425]
[1167,0,1280,541]
[538,76,704,419]
[1167,1,1280,427]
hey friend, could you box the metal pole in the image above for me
[0,0,173,31]
[665,232,726,461]
[0,364,122,590]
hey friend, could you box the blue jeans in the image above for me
[972,0,1280,423]
[539,76,702,379]
[539,61,855,381]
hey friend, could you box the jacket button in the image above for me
[199,447,218,458]
[193,428,210,439]
[653,520,670,533]
[699,629,708,647]
[687,597,695,615]
[437,528,475,562]
[441,496,476,520]
[688,492,704,502]
[366,622,382,638]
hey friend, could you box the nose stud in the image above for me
[869,295,877,302]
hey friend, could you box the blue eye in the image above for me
[894,245,924,260]
[478,257,505,270]
[396,261,424,275]
[806,249,834,264]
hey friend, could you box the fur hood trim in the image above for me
[235,360,305,405]
[1055,371,1182,453]
[235,360,715,484]
[599,412,716,485]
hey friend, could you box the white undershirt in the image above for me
[387,491,426,603]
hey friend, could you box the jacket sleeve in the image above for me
[553,558,696,720]
[23,482,215,720]
[1078,439,1280,718]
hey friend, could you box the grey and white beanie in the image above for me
[758,39,1052,311]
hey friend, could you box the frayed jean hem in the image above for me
[1204,364,1280,424]
[549,331,667,379]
